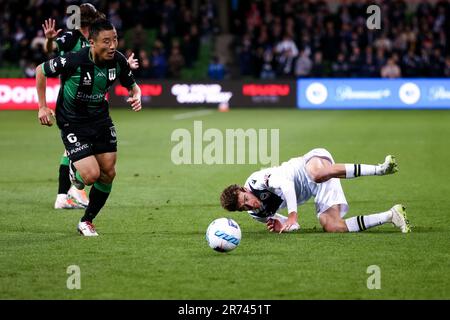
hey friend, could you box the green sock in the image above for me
[75,171,85,184]
[60,155,69,166]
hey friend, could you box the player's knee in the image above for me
[306,157,332,183]
[101,167,116,183]
[308,166,331,183]
[82,168,101,185]
[310,171,329,183]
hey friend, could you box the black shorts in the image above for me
[61,122,117,162]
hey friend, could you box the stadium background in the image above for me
[0,0,449,301]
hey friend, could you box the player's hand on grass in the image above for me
[42,18,62,40]
[279,212,300,233]
[38,106,55,126]
[127,52,139,70]
[267,218,284,233]
[127,96,142,112]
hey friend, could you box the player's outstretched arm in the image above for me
[36,64,55,126]
[127,85,142,112]
[42,18,62,54]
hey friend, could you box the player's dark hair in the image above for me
[89,19,115,40]
[220,184,245,211]
[80,3,99,28]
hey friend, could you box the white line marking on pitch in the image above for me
[173,109,214,120]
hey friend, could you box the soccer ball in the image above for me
[206,218,241,252]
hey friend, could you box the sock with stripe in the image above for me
[58,155,71,194]
[344,163,382,178]
[345,210,393,232]
[81,182,112,222]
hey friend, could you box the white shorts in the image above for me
[303,148,349,218]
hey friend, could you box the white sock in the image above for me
[345,211,393,232]
[345,164,381,178]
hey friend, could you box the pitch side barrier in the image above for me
[109,80,297,109]
[1,78,449,109]
[297,78,450,109]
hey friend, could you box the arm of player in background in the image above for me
[42,18,61,54]
[35,64,55,126]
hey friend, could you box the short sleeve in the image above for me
[42,54,75,78]
[55,31,78,53]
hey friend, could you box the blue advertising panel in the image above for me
[297,79,450,109]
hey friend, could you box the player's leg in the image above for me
[318,205,348,232]
[341,205,410,233]
[78,152,116,233]
[319,204,411,233]
[314,164,411,233]
[306,153,397,183]
[54,150,84,209]
[76,123,117,236]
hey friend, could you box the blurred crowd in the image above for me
[0,0,218,78]
[231,0,450,78]
[1,0,450,79]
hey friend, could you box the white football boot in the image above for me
[68,185,89,208]
[54,194,85,209]
[377,155,398,175]
[390,204,411,233]
[77,221,99,236]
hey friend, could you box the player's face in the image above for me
[92,29,118,61]
[237,190,261,211]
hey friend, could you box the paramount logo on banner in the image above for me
[429,86,450,101]
[336,86,391,100]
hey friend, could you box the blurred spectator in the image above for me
[208,56,225,80]
[444,57,450,78]
[168,44,185,79]
[274,34,298,77]
[331,53,350,77]
[260,49,276,79]
[294,49,312,78]
[381,57,402,78]
[135,49,152,79]
[311,51,326,77]
[402,49,421,77]
[150,46,168,79]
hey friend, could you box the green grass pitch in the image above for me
[0,108,449,299]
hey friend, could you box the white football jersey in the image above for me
[244,156,319,222]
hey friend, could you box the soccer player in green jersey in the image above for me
[36,19,142,236]
[41,3,138,210]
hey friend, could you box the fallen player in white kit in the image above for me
[220,148,411,234]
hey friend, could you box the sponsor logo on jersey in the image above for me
[260,192,270,201]
[110,126,117,138]
[61,58,66,67]
[75,92,105,102]
[83,72,92,86]
[49,59,56,73]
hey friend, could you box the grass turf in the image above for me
[0,109,449,299]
